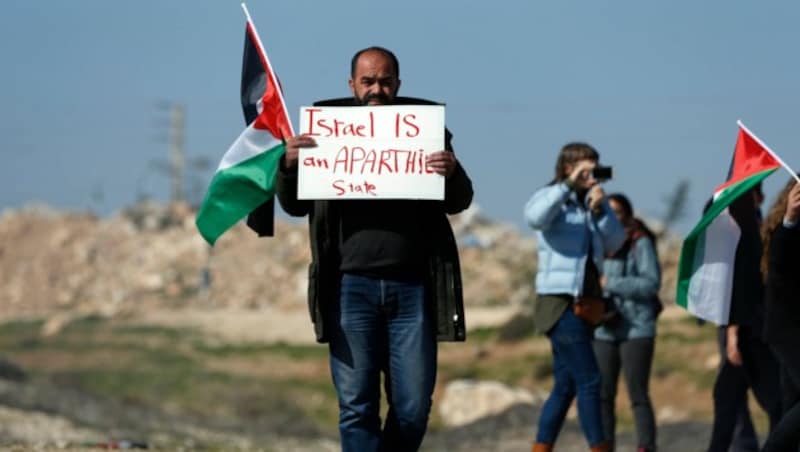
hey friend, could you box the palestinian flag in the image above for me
[676,121,780,324]
[195,13,293,246]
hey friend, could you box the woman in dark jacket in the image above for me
[761,179,800,451]
[706,188,782,452]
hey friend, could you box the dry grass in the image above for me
[0,305,774,448]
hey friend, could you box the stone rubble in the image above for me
[438,379,544,427]
[0,201,682,330]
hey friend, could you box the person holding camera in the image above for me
[592,193,661,452]
[524,142,626,452]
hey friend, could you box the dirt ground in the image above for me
[0,305,771,451]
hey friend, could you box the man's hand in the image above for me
[282,134,317,170]
[726,325,743,366]
[784,182,800,224]
[587,185,606,214]
[426,151,458,178]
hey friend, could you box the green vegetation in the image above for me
[0,310,768,446]
[193,341,328,360]
[0,316,339,442]
[464,326,499,343]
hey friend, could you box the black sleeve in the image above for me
[442,129,473,214]
[246,199,275,237]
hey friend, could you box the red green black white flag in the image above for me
[675,121,780,324]
[195,8,293,246]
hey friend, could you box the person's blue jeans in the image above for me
[536,308,605,447]
[329,273,437,452]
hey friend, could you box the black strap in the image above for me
[581,204,602,297]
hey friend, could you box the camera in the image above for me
[592,165,613,181]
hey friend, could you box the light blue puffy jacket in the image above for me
[524,182,626,296]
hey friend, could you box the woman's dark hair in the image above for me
[729,186,760,235]
[608,193,633,219]
[608,193,657,252]
[552,142,599,183]
[633,217,657,247]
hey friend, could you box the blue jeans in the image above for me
[536,308,605,446]
[329,273,437,452]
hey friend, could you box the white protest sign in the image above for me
[297,105,445,200]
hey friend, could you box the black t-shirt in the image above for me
[338,200,428,279]
[583,257,603,298]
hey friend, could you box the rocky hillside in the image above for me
[0,201,682,323]
[0,204,722,451]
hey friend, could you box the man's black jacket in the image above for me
[249,96,473,343]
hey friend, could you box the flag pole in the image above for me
[737,120,800,183]
[240,3,296,136]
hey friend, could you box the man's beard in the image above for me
[356,92,392,105]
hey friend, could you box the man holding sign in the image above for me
[276,47,473,452]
